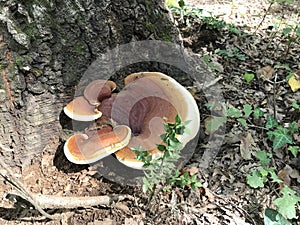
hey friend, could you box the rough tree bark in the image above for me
[0,0,183,169]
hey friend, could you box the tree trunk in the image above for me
[0,0,182,169]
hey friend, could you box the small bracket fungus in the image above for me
[84,80,116,105]
[63,96,102,121]
[64,125,131,164]
[63,72,200,170]
[63,80,116,121]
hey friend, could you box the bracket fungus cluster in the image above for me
[63,72,200,170]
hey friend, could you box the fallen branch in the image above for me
[0,149,133,220]
[11,191,134,209]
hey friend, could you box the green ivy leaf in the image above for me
[259,168,269,177]
[269,170,283,184]
[237,118,247,127]
[247,170,265,188]
[237,54,245,61]
[244,72,255,83]
[191,182,202,190]
[282,27,292,35]
[256,150,271,167]
[157,144,166,152]
[288,121,298,134]
[274,64,291,70]
[253,108,264,118]
[268,127,293,150]
[264,208,292,225]
[266,115,278,129]
[243,104,252,117]
[227,107,242,118]
[292,101,300,110]
[202,54,210,63]
[286,72,294,81]
[204,116,227,134]
[288,146,299,157]
[273,186,300,219]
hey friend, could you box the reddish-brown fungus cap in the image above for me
[97,94,117,118]
[64,125,131,164]
[112,72,200,170]
[63,96,102,121]
[84,80,116,105]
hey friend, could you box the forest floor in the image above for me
[0,0,299,224]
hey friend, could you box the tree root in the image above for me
[0,153,133,220]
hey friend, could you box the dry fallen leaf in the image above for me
[201,187,215,202]
[278,165,292,186]
[258,65,275,79]
[294,70,300,79]
[278,164,300,186]
[182,166,199,176]
[239,132,255,160]
[288,73,300,92]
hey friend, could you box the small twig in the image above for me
[273,72,278,119]
[264,79,286,85]
[247,124,268,130]
[254,1,274,34]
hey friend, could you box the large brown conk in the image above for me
[63,72,200,170]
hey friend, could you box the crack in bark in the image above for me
[1,47,14,110]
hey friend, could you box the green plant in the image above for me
[244,72,255,83]
[167,170,201,190]
[245,111,300,221]
[204,102,264,134]
[288,145,299,157]
[281,22,300,56]
[291,101,300,110]
[274,64,294,80]
[133,115,201,203]
[215,47,245,61]
[265,115,298,150]
[253,107,264,118]
[246,150,281,188]
[264,208,292,225]
[254,0,294,33]
[202,55,222,72]
[247,150,300,220]
[273,185,300,220]
[167,2,239,32]
[227,104,255,127]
